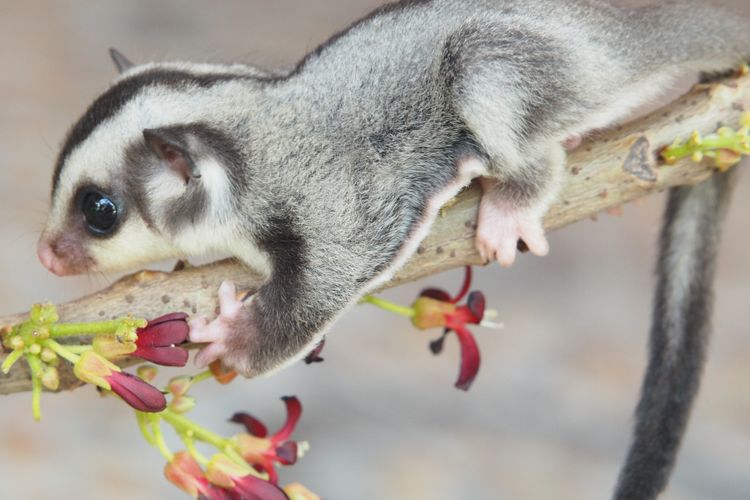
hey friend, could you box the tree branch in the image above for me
[2,74,748,395]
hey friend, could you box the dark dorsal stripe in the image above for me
[52,69,247,194]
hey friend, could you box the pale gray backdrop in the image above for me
[0,1,749,499]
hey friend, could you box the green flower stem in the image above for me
[361,295,416,318]
[26,354,43,421]
[49,320,130,338]
[664,133,750,160]
[190,370,214,386]
[1,349,24,374]
[162,410,231,452]
[64,345,93,354]
[136,411,156,446]
[181,432,210,466]
[149,415,174,462]
[42,339,80,364]
[161,410,260,477]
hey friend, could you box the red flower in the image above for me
[134,313,189,367]
[412,267,486,391]
[108,371,168,412]
[226,474,290,500]
[74,351,166,412]
[231,396,303,484]
[206,454,289,500]
[165,452,231,500]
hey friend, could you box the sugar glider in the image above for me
[38,1,748,498]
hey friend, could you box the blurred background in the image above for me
[1,1,749,499]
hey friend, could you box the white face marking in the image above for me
[198,157,233,219]
[87,221,177,272]
[45,74,266,275]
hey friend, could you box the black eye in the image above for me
[82,191,119,234]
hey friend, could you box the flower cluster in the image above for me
[660,111,750,170]
[363,266,501,390]
[1,306,190,419]
[1,305,319,499]
[158,388,316,500]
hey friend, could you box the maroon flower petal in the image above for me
[419,288,452,302]
[466,291,485,323]
[107,371,167,412]
[133,344,189,367]
[274,441,298,465]
[200,483,233,500]
[230,412,268,438]
[230,474,289,500]
[273,397,302,443]
[448,293,486,328]
[147,312,190,326]
[134,313,190,367]
[137,313,190,347]
[451,326,481,391]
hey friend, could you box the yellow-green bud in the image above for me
[169,395,196,414]
[137,365,158,382]
[9,336,24,350]
[688,131,702,147]
[41,367,60,391]
[167,375,193,397]
[30,303,59,325]
[32,327,50,340]
[40,348,57,363]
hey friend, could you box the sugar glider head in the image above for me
[39,50,247,276]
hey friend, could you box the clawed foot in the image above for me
[189,281,247,369]
[475,180,549,268]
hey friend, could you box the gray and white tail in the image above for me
[614,168,740,499]
[610,3,747,497]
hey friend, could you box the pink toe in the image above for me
[189,322,220,344]
[189,316,207,329]
[218,281,242,317]
[496,240,517,268]
[521,229,549,257]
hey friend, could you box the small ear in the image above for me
[109,48,135,74]
[143,129,201,184]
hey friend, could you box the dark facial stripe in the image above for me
[52,68,248,195]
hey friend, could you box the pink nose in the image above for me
[38,241,68,276]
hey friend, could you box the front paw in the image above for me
[189,281,249,371]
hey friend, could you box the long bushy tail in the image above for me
[613,168,740,500]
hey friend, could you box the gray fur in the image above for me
[44,1,749,497]
[614,168,739,500]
